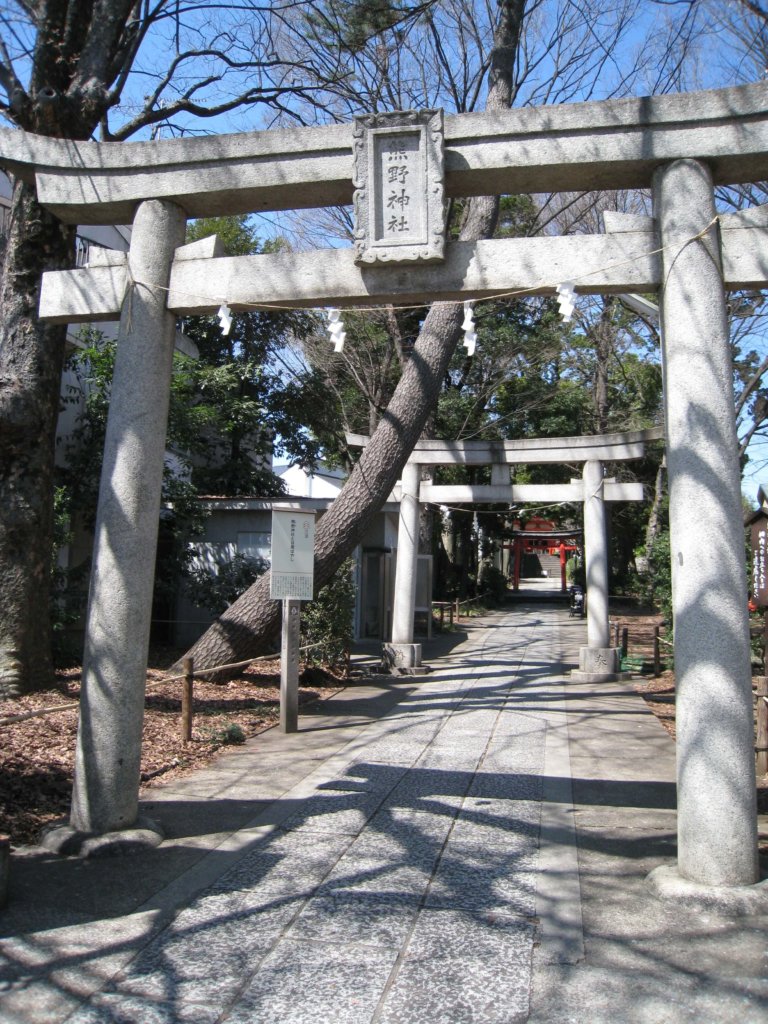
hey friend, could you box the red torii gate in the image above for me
[503,517,581,592]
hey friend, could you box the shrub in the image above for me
[477,562,508,602]
[644,529,672,623]
[565,555,585,589]
[185,553,268,614]
[300,559,355,674]
[207,722,246,746]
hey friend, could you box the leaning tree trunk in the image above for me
[644,456,667,556]
[181,0,527,672]
[0,178,74,696]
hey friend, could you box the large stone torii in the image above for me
[7,81,768,908]
[347,429,655,681]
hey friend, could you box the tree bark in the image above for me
[0,0,137,695]
[181,0,527,671]
[0,179,74,696]
[644,456,667,556]
[592,298,613,435]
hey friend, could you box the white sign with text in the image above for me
[270,509,315,600]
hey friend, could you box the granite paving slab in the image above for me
[404,906,536,961]
[425,856,539,917]
[203,831,353,896]
[67,991,217,1024]
[223,940,399,1024]
[316,853,434,898]
[449,802,541,849]
[377,953,531,1024]
[287,891,422,947]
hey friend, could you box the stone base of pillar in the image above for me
[39,815,163,858]
[570,646,624,682]
[381,643,429,674]
[647,865,768,916]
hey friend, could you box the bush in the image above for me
[206,722,246,746]
[565,555,585,589]
[185,553,268,614]
[644,529,672,623]
[477,562,508,602]
[300,559,355,674]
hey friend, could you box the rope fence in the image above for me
[0,641,327,730]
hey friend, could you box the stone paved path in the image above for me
[4,604,768,1023]
[66,605,570,1024]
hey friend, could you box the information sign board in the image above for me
[270,509,315,600]
[752,517,768,607]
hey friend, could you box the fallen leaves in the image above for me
[0,657,343,847]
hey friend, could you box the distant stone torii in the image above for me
[4,80,768,907]
[347,429,659,681]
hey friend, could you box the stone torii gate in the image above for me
[348,430,656,682]
[5,81,768,907]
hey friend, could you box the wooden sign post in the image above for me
[270,509,316,733]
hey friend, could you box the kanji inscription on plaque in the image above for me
[353,109,445,265]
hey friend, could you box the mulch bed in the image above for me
[613,607,768,837]
[0,655,344,847]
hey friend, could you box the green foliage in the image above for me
[186,215,263,257]
[185,553,268,614]
[206,722,247,746]
[477,562,508,602]
[306,1,420,54]
[301,559,356,672]
[50,486,83,667]
[169,354,289,496]
[155,473,209,609]
[60,331,118,527]
[645,528,673,623]
[60,333,209,610]
[180,217,323,477]
[565,555,585,589]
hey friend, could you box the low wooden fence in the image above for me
[0,643,325,743]
[614,620,767,776]
[432,592,493,631]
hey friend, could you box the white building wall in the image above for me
[276,463,346,498]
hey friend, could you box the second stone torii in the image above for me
[347,430,657,680]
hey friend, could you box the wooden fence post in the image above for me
[654,625,661,678]
[181,657,194,743]
[281,599,301,733]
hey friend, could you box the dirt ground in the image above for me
[0,652,343,847]
[611,605,768,829]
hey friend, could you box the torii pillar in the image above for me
[43,200,187,854]
[648,159,766,906]
[570,460,622,681]
[384,462,424,671]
